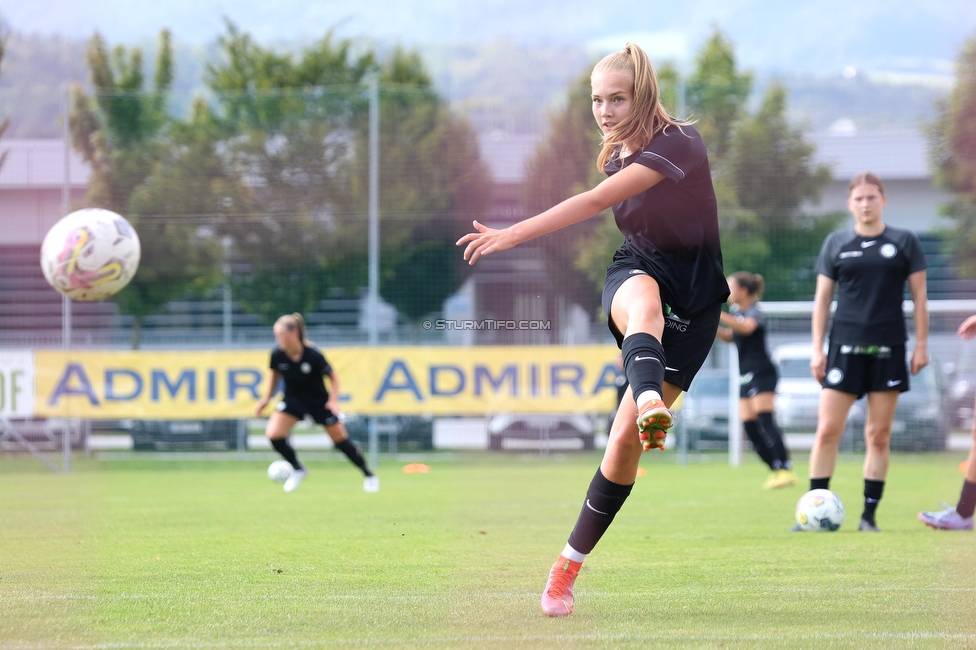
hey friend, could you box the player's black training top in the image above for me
[815,226,927,346]
[269,346,333,403]
[605,124,728,316]
[732,304,776,375]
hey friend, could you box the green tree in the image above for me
[70,30,225,347]
[204,22,376,324]
[206,24,490,328]
[686,29,752,159]
[521,69,618,320]
[724,84,838,299]
[930,31,976,277]
[370,48,491,326]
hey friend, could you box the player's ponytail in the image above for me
[593,42,693,171]
[730,271,765,299]
[290,312,312,347]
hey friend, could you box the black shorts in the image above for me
[602,261,722,392]
[276,398,339,426]
[739,367,778,398]
[822,343,909,399]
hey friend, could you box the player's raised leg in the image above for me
[611,274,671,451]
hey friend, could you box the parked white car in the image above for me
[771,343,822,433]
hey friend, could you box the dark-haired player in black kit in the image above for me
[255,313,378,494]
[798,172,929,532]
[716,271,796,489]
[458,42,728,617]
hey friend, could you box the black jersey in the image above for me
[732,304,776,375]
[605,124,728,316]
[815,226,927,346]
[269,346,333,403]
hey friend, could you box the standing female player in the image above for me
[457,43,728,617]
[799,172,928,532]
[255,313,379,493]
[917,314,976,531]
[716,271,796,489]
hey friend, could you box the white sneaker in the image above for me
[364,475,380,493]
[283,468,307,493]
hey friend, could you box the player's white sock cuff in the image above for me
[635,390,663,409]
[561,544,587,563]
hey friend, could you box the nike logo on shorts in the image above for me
[887,379,901,387]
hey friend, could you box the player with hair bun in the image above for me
[717,271,796,489]
[458,42,728,616]
[798,172,928,532]
[256,313,379,493]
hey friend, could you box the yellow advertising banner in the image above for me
[34,346,623,418]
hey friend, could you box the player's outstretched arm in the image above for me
[457,162,664,265]
[958,315,976,340]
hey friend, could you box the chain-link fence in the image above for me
[2,83,975,463]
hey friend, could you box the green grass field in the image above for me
[1,450,974,649]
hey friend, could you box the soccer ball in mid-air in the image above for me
[795,489,845,531]
[267,460,293,483]
[40,208,141,301]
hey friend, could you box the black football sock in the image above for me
[621,333,666,402]
[335,438,373,477]
[862,479,885,525]
[567,469,634,554]
[757,411,791,470]
[271,437,302,471]
[743,420,776,470]
[810,477,831,491]
[956,480,976,519]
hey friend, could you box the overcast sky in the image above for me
[2,0,974,77]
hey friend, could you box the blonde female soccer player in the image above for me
[255,313,378,493]
[458,42,728,616]
[800,173,928,532]
[716,271,796,489]
[918,314,976,531]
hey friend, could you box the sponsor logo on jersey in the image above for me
[860,240,877,248]
[839,250,863,259]
[880,243,897,258]
[300,362,312,374]
[278,363,290,370]
[665,311,691,333]
[826,368,844,385]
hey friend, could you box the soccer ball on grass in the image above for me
[268,460,293,483]
[40,208,141,301]
[795,489,845,531]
